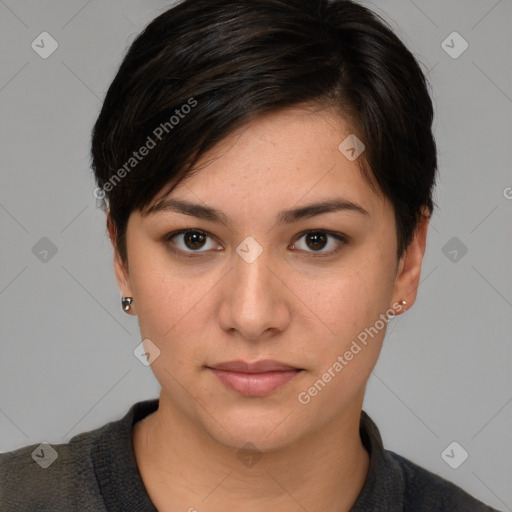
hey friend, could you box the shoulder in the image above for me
[354,411,501,511]
[0,424,109,512]
[0,399,158,511]
[386,450,501,512]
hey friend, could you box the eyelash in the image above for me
[164,228,349,259]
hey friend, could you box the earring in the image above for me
[122,297,133,313]
[399,299,407,310]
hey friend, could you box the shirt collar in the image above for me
[351,410,405,510]
[92,399,399,511]
[92,399,159,512]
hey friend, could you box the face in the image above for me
[113,106,427,451]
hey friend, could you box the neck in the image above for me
[133,392,370,512]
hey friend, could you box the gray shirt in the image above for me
[0,398,501,511]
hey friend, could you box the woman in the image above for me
[0,0,502,510]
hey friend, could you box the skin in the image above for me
[110,105,429,512]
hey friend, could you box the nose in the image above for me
[217,247,292,341]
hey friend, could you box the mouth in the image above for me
[206,359,304,397]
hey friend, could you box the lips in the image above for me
[211,359,300,373]
[207,359,303,397]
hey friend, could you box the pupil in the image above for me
[306,232,327,251]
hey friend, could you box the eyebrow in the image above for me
[144,197,369,226]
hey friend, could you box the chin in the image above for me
[198,404,310,453]
[217,426,300,454]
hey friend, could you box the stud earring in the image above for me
[122,297,133,313]
[399,299,407,310]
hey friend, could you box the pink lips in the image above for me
[208,360,302,397]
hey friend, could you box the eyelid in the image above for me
[164,228,349,257]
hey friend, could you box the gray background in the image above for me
[1,0,511,509]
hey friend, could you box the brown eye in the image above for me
[290,230,348,256]
[166,229,222,255]
[183,231,207,250]
[305,231,328,251]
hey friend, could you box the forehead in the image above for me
[144,105,388,223]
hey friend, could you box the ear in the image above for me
[391,208,430,315]
[107,213,136,315]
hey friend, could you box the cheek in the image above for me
[128,248,223,371]
[309,253,397,343]
[296,268,395,413]
[134,271,211,342]
[298,251,397,403]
